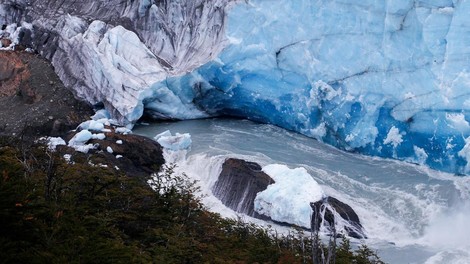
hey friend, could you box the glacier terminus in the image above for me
[2,0,470,174]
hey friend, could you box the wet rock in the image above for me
[212,158,366,238]
[212,158,274,218]
[311,196,366,239]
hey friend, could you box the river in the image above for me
[134,118,470,264]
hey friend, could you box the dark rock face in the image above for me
[60,131,165,178]
[91,132,165,176]
[212,158,273,218]
[311,196,366,239]
[0,51,93,138]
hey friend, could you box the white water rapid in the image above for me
[134,118,470,264]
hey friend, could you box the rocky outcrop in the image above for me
[90,132,165,176]
[0,51,28,97]
[59,129,165,178]
[311,196,366,239]
[214,158,366,239]
[0,0,233,124]
[212,158,273,218]
[0,51,93,138]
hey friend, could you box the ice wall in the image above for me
[156,0,470,174]
[3,0,470,173]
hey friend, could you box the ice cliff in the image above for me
[3,0,470,174]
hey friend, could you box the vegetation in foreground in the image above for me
[0,138,384,263]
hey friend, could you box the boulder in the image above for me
[213,158,366,239]
[90,132,165,176]
[212,158,273,218]
[311,196,366,239]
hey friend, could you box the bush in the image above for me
[0,140,385,263]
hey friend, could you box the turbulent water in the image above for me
[134,118,470,264]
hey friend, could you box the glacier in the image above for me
[2,0,470,174]
[152,0,470,175]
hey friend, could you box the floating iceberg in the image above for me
[154,130,192,151]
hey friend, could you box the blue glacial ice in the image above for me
[4,0,470,174]
[141,0,470,175]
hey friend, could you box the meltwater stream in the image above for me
[134,118,470,264]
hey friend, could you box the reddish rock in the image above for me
[0,51,93,138]
[0,38,12,48]
[0,51,29,98]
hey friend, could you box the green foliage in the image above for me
[0,141,385,263]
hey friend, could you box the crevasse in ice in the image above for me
[145,0,470,174]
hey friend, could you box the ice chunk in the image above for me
[254,164,325,228]
[67,130,97,153]
[154,130,192,151]
[68,130,92,145]
[154,130,172,141]
[106,146,113,154]
[115,127,131,134]
[63,154,73,164]
[71,143,98,153]
[91,133,106,140]
[92,109,111,120]
[47,137,66,151]
[79,120,105,132]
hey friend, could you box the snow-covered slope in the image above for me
[3,0,470,174]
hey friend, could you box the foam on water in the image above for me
[134,118,470,264]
